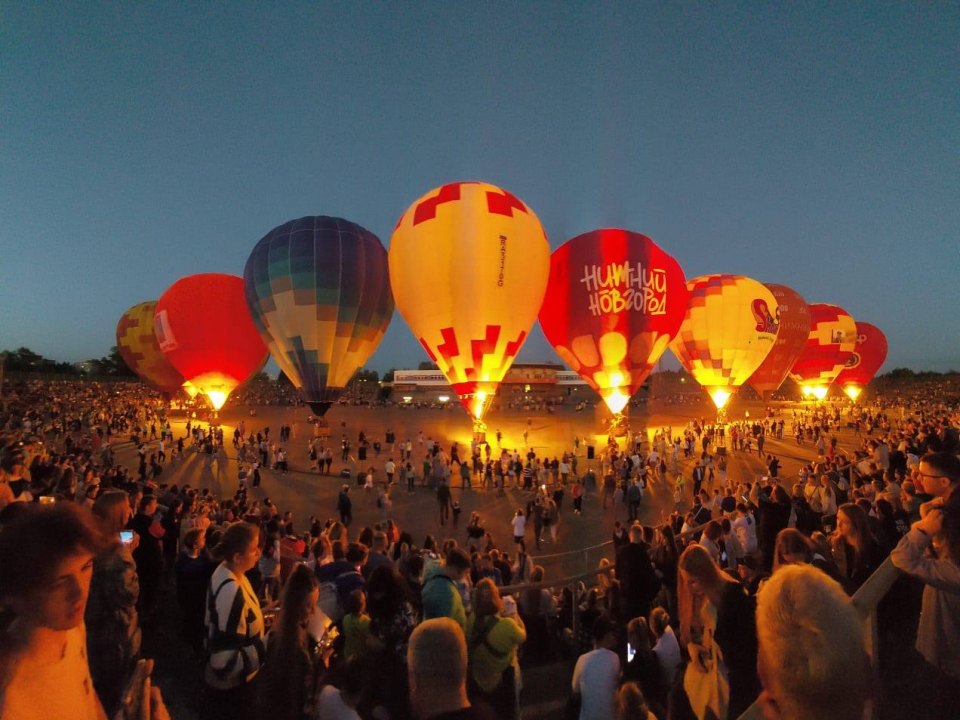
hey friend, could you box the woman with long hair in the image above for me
[830,503,881,593]
[651,524,680,616]
[364,564,419,720]
[623,617,664,712]
[677,544,760,719]
[257,564,320,720]
[86,490,142,717]
[204,522,266,720]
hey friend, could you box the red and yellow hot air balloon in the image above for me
[538,229,688,415]
[116,301,185,396]
[788,303,857,400]
[389,182,550,423]
[154,274,269,410]
[835,322,888,401]
[670,274,779,411]
[745,284,810,402]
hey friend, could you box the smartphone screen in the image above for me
[627,642,636,663]
[120,531,134,545]
[39,496,57,505]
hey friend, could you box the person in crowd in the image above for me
[570,616,620,720]
[649,606,681,693]
[616,680,658,720]
[0,502,170,720]
[622,616,664,714]
[130,494,164,622]
[365,564,419,720]
[616,524,661,623]
[465,579,526,720]
[755,564,872,720]
[830,503,881,593]
[203,522,267,720]
[422,547,472,630]
[678,544,760,719]
[408,617,498,720]
[890,486,960,711]
[86,490,142,717]
[315,655,364,720]
[257,564,320,720]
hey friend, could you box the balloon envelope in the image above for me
[244,216,395,416]
[389,182,550,421]
[155,274,269,409]
[539,229,689,414]
[836,322,888,388]
[670,274,779,409]
[116,301,185,394]
[788,303,857,394]
[745,284,811,401]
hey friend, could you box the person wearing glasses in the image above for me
[890,454,960,715]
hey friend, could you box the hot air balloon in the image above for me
[670,274,779,413]
[155,274,269,410]
[788,303,857,400]
[244,216,395,416]
[745,284,811,402]
[389,182,550,425]
[116,301,185,396]
[538,229,689,415]
[835,322,888,401]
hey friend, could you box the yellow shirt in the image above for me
[2,624,107,720]
[465,614,526,693]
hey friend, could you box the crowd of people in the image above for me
[0,377,958,720]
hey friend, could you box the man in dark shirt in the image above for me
[615,524,661,621]
[130,494,164,621]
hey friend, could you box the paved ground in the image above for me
[116,399,858,719]
[121,400,839,579]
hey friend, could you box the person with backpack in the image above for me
[466,579,526,720]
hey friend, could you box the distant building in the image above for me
[392,362,589,407]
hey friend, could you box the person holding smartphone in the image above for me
[0,503,170,720]
[87,491,142,717]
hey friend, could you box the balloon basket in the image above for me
[473,420,487,444]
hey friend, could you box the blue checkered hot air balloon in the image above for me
[243,216,395,415]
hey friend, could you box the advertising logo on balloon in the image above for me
[752,299,780,335]
[580,261,669,316]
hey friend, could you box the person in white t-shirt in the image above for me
[649,607,681,689]
[571,618,620,720]
[315,655,363,720]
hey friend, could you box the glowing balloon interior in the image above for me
[670,274,779,410]
[538,229,689,415]
[155,274,269,410]
[244,216,395,416]
[389,182,550,422]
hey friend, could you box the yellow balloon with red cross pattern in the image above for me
[389,182,550,422]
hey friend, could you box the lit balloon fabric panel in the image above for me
[745,284,811,401]
[389,181,550,421]
[835,322,888,388]
[539,229,689,414]
[243,216,395,416]
[788,303,857,390]
[670,274,779,408]
[116,300,185,394]
[155,273,269,409]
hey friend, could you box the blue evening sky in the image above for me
[2,2,958,374]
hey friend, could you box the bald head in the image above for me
[408,617,468,690]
